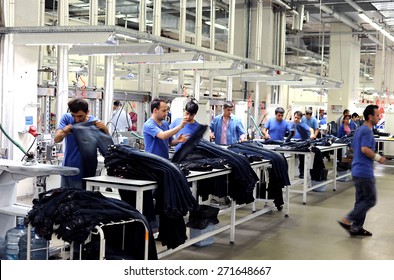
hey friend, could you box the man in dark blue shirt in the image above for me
[170,99,200,152]
[338,105,386,236]
[290,111,314,178]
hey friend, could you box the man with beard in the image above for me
[338,105,386,236]
[143,98,188,159]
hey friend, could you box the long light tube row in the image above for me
[359,12,394,42]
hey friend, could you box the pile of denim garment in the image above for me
[275,139,331,182]
[228,141,290,209]
[275,139,312,152]
[27,187,158,260]
[177,140,259,205]
[334,134,354,146]
[105,144,198,249]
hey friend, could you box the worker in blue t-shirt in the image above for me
[289,111,315,178]
[338,105,386,236]
[262,107,291,141]
[301,109,319,139]
[54,98,109,189]
[143,98,188,159]
[170,99,200,152]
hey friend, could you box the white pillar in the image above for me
[151,0,162,100]
[177,0,186,96]
[88,0,98,87]
[328,23,360,121]
[102,0,116,124]
[194,0,203,100]
[56,0,69,128]
[138,0,147,107]
[208,0,216,99]
[226,0,236,101]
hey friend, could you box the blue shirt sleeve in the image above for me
[58,114,73,130]
[144,119,162,138]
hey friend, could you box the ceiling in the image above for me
[55,1,394,49]
[41,0,394,90]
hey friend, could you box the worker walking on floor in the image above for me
[338,104,386,236]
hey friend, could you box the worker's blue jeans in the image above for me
[61,176,84,189]
[347,176,377,230]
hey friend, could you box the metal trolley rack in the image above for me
[71,218,150,260]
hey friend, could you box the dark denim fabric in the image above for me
[182,140,259,205]
[27,188,158,259]
[105,144,198,249]
[68,122,113,189]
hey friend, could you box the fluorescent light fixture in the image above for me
[170,61,242,71]
[290,82,342,89]
[243,74,301,83]
[205,21,228,30]
[209,68,278,78]
[358,12,373,24]
[68,43,164,56]
[117,52,204,64]
[380,29,394,42]
[266,80,303,86]
[359,13,394,42]
[125,17,154,26]
[14,32,114,46]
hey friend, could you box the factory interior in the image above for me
[1,0,394,266]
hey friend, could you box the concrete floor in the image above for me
[16,161,394,260]
[161,162,394,260]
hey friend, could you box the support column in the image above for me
[226,0,236,101]
[194,0,203,100]
[102,0,116,125]
[0,0,41,232]
[150,0,162,101]
[88,0,98,88]
[261,2,275,109]
[375,49,394,94]
[56,0,69,128]
[137,0,147,133]
[253,0,263,126]
[328,23,360,121]
[247,1,275,124]
[208,0,216,99]
[177,0,186,96]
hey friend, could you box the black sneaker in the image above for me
[349,228,372,236]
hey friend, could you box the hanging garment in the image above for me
[228,141,290,209]
[178,140,259,205]
[71,122,114,187]
[105,144,198,249]
[309,146,328,181]
[172,124,208,163]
